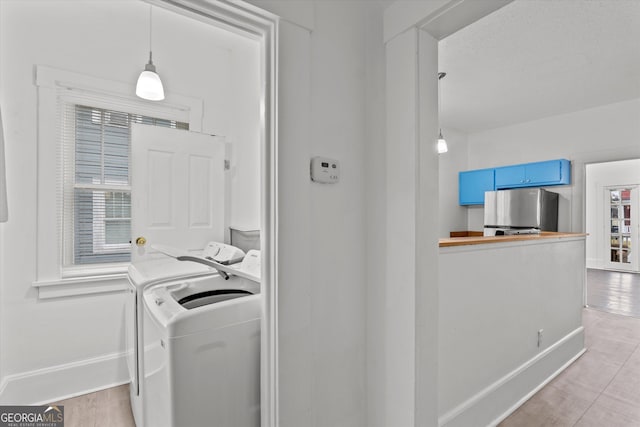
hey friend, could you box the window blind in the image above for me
[61,103,188,266]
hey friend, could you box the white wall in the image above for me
[0,0,259,402]
[415,29,440,427]
[464,98,640,232]
[308,5,368,424]
[246,1,375,425]
[439,237,585,426]
[438,127,468,237]
[364,2,389,425]
[585,159,640,269]
[228,42,261,232]
[270,18,315,425]
[383,28,420,427]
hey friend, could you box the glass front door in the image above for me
[606,186,638,271]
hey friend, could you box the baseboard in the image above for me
[438,326,585,427]
[0,351,130,405]
[585,258,602,270]
[489,346,586,426]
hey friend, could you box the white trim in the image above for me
[33,274,129,299]
[384,0,451,42]
[438,326,585,427]
[489,348,587,427]
[0,351,129,405]
[586,257,603,270]
[62,263,128,278]
[383,0,514,43]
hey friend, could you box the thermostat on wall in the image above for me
[310,157,340,184]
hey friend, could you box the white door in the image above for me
[131,124,226,261]
[604,185,639,272]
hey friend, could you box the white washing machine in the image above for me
[142,251,261,427]
[127,257,213,427]
[126,242,247,427]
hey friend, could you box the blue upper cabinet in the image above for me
[459,168,495,205]
[495,159,570,189]
[459,159,571,205]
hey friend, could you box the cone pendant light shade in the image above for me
[136,6,164,101]
[136,52,165,101]
[437,130,448,154]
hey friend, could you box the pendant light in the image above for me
[136,6,165,101]
[437,72,448,154]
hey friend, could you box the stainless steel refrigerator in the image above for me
[483,188,559,236]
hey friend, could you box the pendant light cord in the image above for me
[438,72,446,134]
[438,75,441,133]
[149,6,153,58]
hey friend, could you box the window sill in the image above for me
[62,263,129,278]
[32,272,130,299]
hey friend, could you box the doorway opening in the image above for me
[152,2,278,425]
[585,159,640,318]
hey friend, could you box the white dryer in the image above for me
[142,251,261,427]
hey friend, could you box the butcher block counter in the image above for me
[438,231,587,427]
[439,231,587,247]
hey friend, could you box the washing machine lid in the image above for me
[177,289,254,310]
[128,255,213,288]
[143,277,261,337]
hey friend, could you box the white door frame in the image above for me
[383,2,515,425]
[151,1,278,425]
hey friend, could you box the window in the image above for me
[34,66,202,296]
[64,105,188,266]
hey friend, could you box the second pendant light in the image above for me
[437,72,448,154]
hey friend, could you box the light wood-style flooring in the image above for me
[48,383,135,427]
[586,268,640,318]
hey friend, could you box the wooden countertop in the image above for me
[439,232,587,247]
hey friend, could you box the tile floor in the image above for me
[500,308,640,426]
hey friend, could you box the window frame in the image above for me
[33,65,203,297]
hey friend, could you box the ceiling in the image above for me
[438,0,640,133]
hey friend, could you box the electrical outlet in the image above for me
[537,329,544,348]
